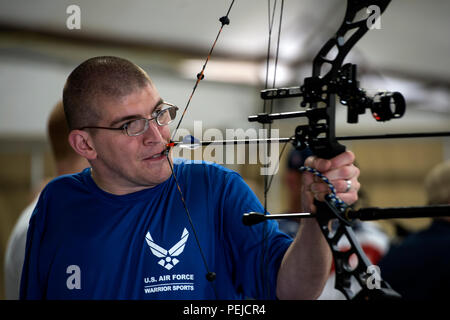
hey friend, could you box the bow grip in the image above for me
[311,140,346,160]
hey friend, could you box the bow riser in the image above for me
[304,0,401,300]
[304,0,391,160]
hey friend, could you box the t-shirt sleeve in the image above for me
[219,171,293,299]
[4,197,38,300]
[19,192,47,300]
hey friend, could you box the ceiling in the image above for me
[0,0,449,135]
[1,0,449,80]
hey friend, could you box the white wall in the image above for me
[0,58,71,136]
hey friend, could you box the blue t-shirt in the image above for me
[20,159,292,300]
[378,220,450,300]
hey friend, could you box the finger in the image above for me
[301,169,315,186]
[312,191,329,202]
[313,188,359,205]
[304,191,317,214]
[328,151,355,169]
[323,164,360,181]
[310,176,360,195]
[299,178,317,214]
[304,151,355,172]
[336,190,359,205]
[332,178,360,194]
[304,155,332,172]
[311,177,360,203]
[310,182,330,194]
[301,172,315,195]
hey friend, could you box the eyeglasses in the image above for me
[79,102,178,137]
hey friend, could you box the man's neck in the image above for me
[89,167,154,195]
[56,158,89,176]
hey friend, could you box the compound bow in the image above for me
[165,0,450,300]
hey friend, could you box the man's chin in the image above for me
[139,154,173,185]
[143,166,172,186]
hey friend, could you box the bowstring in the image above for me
[260,0,285,300]
[171,1,236,142]
[265,0,285,196]
[165,0,236,300]
[166,158,218,299]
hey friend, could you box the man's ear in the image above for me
[68,130,97,160]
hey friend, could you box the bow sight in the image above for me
[336,64,406,123]
[261,63,406,124]
[256,62,406,158]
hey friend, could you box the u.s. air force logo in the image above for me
[145,228,189,270]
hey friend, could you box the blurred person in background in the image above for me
[4,101,88,299]
[378,160,450,300]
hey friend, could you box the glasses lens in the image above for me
[126,119,147,136]
[157,106,177,126]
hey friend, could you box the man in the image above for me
[4,101,88,299]
[20,56,360,299]
[378,160,450,299]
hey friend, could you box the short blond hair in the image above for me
[424,161,450,205]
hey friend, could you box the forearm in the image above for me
[276,219,332,300]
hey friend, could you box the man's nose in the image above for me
[142,119,163,144]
